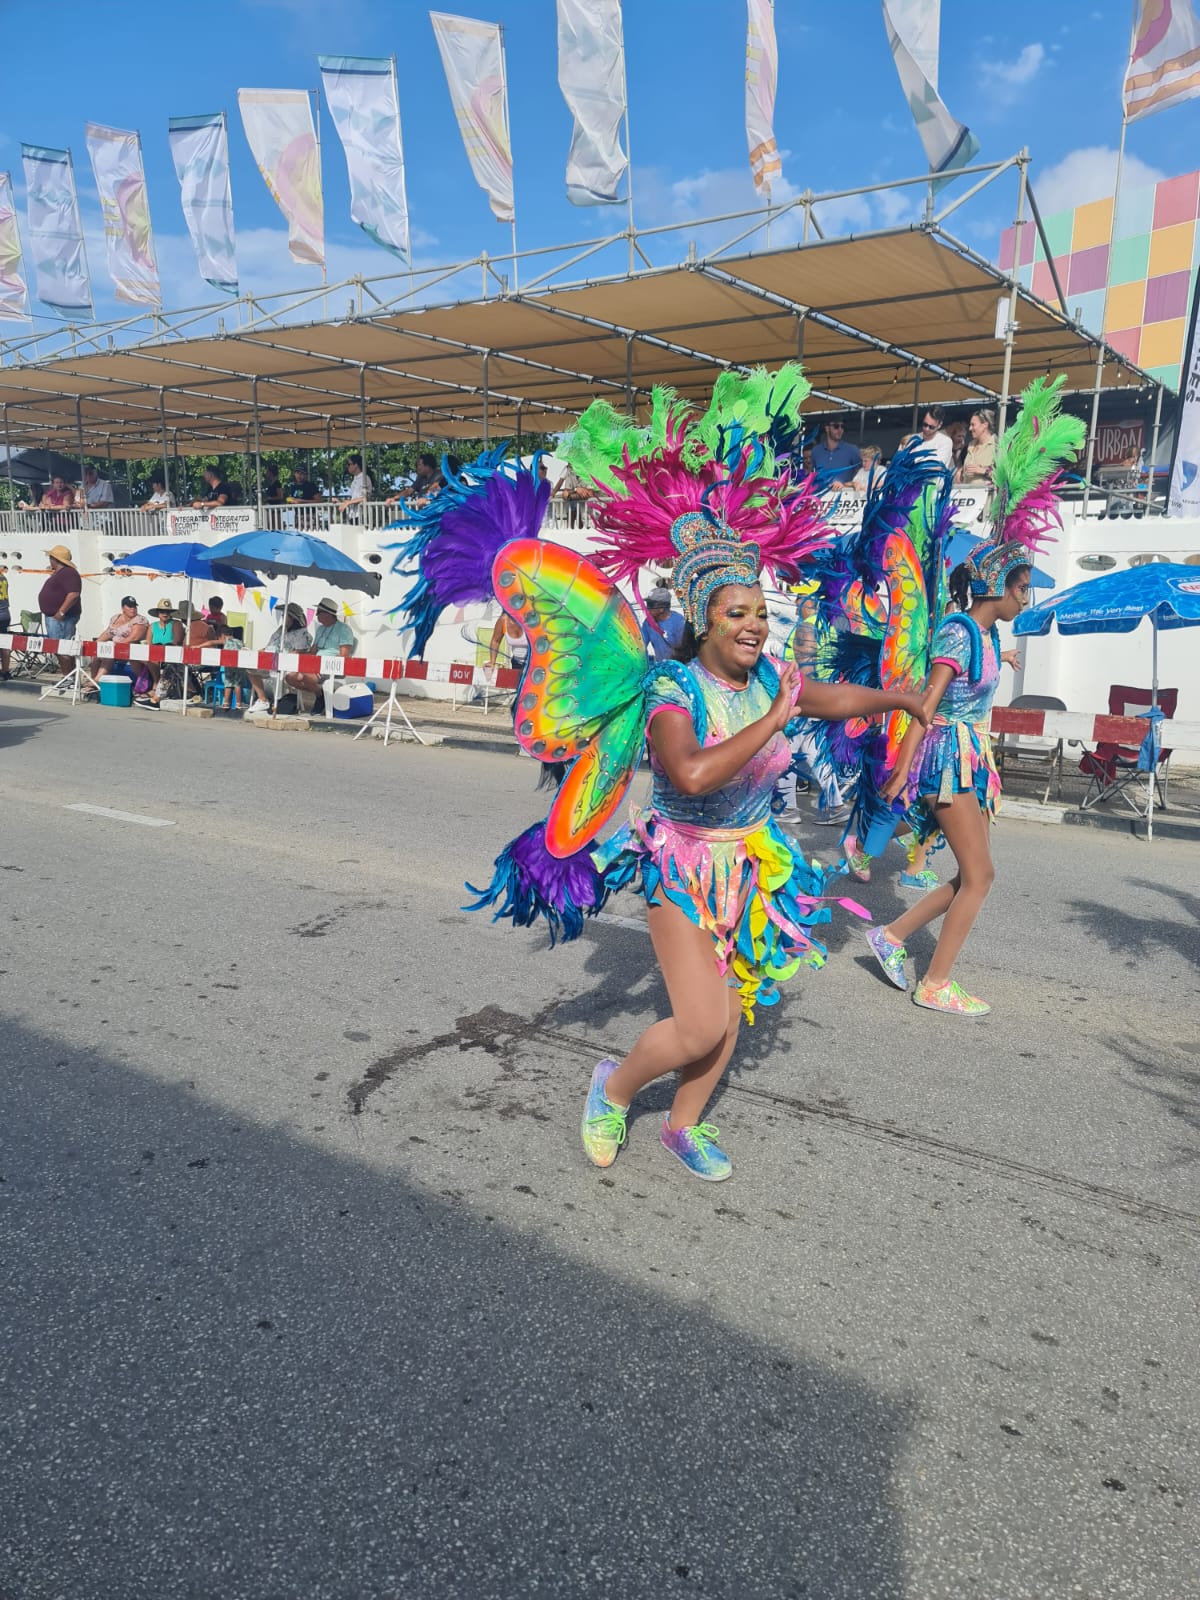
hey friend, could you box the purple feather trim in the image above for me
[464,821,609,945]
[426,467,551,608]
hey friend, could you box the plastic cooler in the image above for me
[98,677,133,707]
[332,684,373,719]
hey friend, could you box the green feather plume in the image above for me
[991,376,1087,537]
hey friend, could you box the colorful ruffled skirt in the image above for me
[911,717,1001,842]
[597,808,838,1023]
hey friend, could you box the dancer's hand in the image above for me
[1001,648,1022,670]
[899,692,931,728]
[767,663,802,731]
[880,765,911,804]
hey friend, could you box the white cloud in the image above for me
[980,42,1046,104]
[1034,145,1167,215]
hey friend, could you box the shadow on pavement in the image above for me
[0,1020,912,1600]
[0,700,56,750]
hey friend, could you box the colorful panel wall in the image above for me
[998,168,1200,390]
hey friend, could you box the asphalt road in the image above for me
[1,695,1197,1600]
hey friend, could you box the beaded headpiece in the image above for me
[670,510,762,632]
[966,538,1033,598]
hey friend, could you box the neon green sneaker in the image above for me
[581,1058,628,1168]
[912,979,991,1016]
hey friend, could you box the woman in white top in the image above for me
[956,409,998,485]
[139,477,175,512]
[342,452,374,521]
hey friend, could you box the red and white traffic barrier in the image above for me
[988,705,1200,747]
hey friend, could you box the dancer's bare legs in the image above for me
[882,791,993,986]
[604,896,741,1129]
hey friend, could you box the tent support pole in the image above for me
[252,375,263,516]
[3,406,16,510]
[997,150,1029,439]
[158,389,170,508]
[359,365,368,472]
[1081,342,1106,518]
[911,370,920,433]
[1144,382,1163,514]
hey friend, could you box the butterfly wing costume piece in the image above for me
[390,369,875,1020]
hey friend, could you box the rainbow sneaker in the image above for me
[660,1119,732,1182]
[912,979,991,1017]
[865,925,909,991]
[581,1058,628,1168]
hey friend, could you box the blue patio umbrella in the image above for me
[113,540,264,714]
[1014,563,1200,839]
[204,528,380,708]
[943,529,1055,589]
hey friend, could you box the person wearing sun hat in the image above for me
[135,599,183,708]
[38,545,83,682]
[276,596,357,715]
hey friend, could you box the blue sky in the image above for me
[1,0,1198,326]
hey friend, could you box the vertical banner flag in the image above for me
[1167,271,1200,516]
[881,0,979,186]
[20,144,92,317]
[319,56,411,262]
[0,172,29,321]
[84,124,161,308]
[1124,0,1200,122]
[168,113,238,295]
[430,13,515,223]
[556,0,628,205]
[237,89,325,268]
[746,0,782,197]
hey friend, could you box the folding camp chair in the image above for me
[1078,684,1178,818]
[994,694,1067,803]
[11,610,53,680]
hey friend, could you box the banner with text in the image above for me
[237,89,325,268]
[881,0,979,187]
[20,144,92,317]
[0,172,28,321]
[85,124,161,308]
[556,0,628,205]
[168,113,238,294]
[430,12,515,223]
[1168,270,1200,516]
[745,0,781,197]
[319,56,411,262]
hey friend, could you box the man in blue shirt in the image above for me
[640,586,685,660]
[809,418,861,488]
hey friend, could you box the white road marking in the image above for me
[64,804,176,828]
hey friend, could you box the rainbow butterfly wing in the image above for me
[492,539,647,856]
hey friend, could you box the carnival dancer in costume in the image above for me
[388,367,928,1183]
[863,378,1085,1015]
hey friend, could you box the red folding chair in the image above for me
[1078,684,1177,817]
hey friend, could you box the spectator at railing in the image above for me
[284,596,357,713]
[135,599,184,708]
[191,466,241,509]
[385,452,441,508]
[810,418,861,487]
[848,445,884,495]
[914,407,954,471]
[956,408,997,485]
[554,461,592,529]
[261,463,284,505]
[39,545,83,681]
[287,465,321,500]
[83,466,114,511]
[245,603,312,713]
[341,453,373,522]
[139,476,175,514]
[86,596,149,696]
[18,477,75,520]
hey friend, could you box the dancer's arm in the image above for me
[797,680,929,725]
[880,663,955,802]
[650,663,802,796]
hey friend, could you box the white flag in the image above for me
[0,172,28,321]
[556,0,628,206]
[238,89,325,268]
[21,144,92,318]
[881,0,979,184]
[1124,0,1200,122]
[168,113,238,294]
[319,55,411,262]
[85,124,161,308]
[430,12,515,223]
[746,0,781,197]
